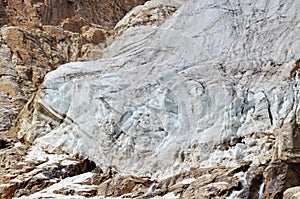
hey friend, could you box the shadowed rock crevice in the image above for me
[0,139,10,149]
[0,0,7,26]
[259,161,300,199]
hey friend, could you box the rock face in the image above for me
[4,0,148,30]
[3,0,300,198]
[0,143,96,199]
[284,186,300,199]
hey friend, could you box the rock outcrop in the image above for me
[0,143,96,199]
[284,186,300,199]
[3,0,300,198]
[3,0,148,30]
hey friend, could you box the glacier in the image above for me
[15,0,300,180]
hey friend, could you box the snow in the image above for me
[152,192,180,199]
[16,172,96,199]
[179,178,196,185]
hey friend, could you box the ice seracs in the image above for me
[15,0,300,181]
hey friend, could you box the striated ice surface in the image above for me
[17,0,300,179]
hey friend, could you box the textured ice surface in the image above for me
[18,0,300,179]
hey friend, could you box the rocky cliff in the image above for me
[2,0,300,198]
[3,0,148,29]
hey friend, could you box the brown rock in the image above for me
[53,187,98,197]
[0,0,7,26]
[0,184,19,199]
[284,186,300,199]
[3,0,148,29]
[97,175,152,197]
[139,164,250,199]
[0,146,96,199]
[82,27,107,44]
[261,161,300,199]
[193,182,237,199]
[181,168,244,199]
[82,166,116,186]
[60,16,86,33]
[238,165,265,199]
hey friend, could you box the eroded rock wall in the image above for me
[4,0,148,30]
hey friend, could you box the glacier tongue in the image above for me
[17,0,300,179]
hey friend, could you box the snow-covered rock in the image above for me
[114,0,186,36]
[16,0,300,181]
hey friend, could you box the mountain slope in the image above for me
[6,0,300,198]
